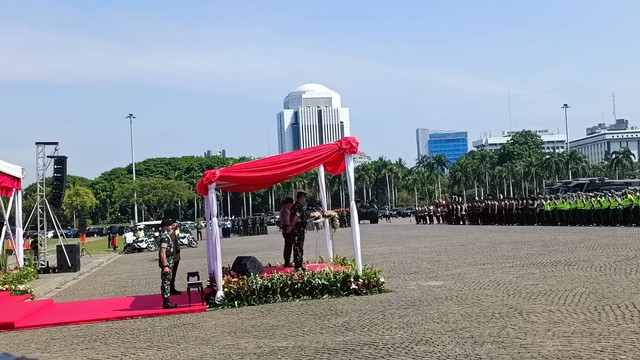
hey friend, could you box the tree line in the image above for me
[19,130,638,227]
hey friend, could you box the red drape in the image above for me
[0,172,21,198]
[196,137,359,195]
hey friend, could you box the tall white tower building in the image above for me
[277,83,351,153]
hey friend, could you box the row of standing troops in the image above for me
[415,189,640,227]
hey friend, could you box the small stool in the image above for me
[186,271,204,307]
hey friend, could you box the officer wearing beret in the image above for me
[159,218,177,309]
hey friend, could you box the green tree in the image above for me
[609,147,636,179]
[116,178,192,220]
[64,186,98,225]
[496,130,544,166]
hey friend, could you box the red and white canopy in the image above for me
[198,137,363,304]
[0,159,23,198]
[197,136,359,195]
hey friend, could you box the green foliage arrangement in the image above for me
[205,258,388,309]
[0,266,38,299]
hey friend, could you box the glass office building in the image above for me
[416,129,468,164]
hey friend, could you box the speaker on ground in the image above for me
[56,244,81,272]
[231,256,264,276]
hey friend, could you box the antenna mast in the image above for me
[612,92,617,121]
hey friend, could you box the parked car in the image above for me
[266,214,280,226]
[86,227,104,237]
[65,229,79,238]
[40,230,55,239]
[397,207,415,218]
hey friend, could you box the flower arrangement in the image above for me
[308,210,340,230]
[0,266,38,299]
[205,257,389,309]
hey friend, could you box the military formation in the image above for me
[226,216,269,237]
[414,189,640,227]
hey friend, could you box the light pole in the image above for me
[127,113,138,224]
[562,104,571,180]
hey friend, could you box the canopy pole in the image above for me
[0,191,21,267]
[345,154,362,275]
[205,184,224,303]
[15,190,24,267]
[317,165,334,261]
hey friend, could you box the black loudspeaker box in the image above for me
[78,219,88,233]
[56,244,81,272]
[50,156,68,209]
[231,256,264,276]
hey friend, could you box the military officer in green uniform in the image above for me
[291,191,308,272]
[159,218,177,309]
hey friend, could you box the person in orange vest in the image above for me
[5,238,14,255]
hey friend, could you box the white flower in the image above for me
[350,283,357,290]
[378,277,385,284]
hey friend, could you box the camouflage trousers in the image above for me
[293,227,306,269]
[160,258,174,300]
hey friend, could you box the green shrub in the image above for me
[0,266,38,299]
[206,258,388,309]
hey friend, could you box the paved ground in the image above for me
[2,220,640,359]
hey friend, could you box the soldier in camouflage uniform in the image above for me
[291,191,308,271]
[158,218,177,309]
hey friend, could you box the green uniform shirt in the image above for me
[577,199,585,209]
[584,200,592,210]
[602,198,610,209]
[610,197,619,208]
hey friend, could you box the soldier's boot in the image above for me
[163,298,177,309]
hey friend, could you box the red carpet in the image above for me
[260,262,342,276]
[0,291,206,331]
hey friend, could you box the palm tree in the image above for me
[564,149,588,180]
[431,154,450,200]
[449,156,472,202]
[503,161,516,197]
[474,149,494,197]
[609,147,636,179]
[404,169,422,206]
[413,155,436,201]
[543,152,564,182]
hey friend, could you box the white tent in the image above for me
[196,137,363,303]
[0,159,25,267]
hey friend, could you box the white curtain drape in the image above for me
[317,165,334,260]
[204,183,224,303]
[345,155,363,275]
[0,190,24,267]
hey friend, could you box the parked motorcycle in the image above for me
[177,232,198,248]
[123,232,158,254]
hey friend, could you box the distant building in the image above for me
[416,129,468,164]
[472,129,566,153]
[570,119,640,164]
[204,149,226,157]
[353,151,372,167]
[277,83,350,153]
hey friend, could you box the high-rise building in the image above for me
[472,129,566,153]
[277,83,350,153]
[570,119,640,164]
[353,151,372,167]
[416,129,468,164]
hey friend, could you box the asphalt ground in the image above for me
[1,219,639,359]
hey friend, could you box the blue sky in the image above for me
[2,1,640,185]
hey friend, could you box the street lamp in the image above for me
[126,113,138,224]
[562,104,571,180]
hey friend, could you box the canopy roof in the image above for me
[196,136,359,195]
[0,159,23,198]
